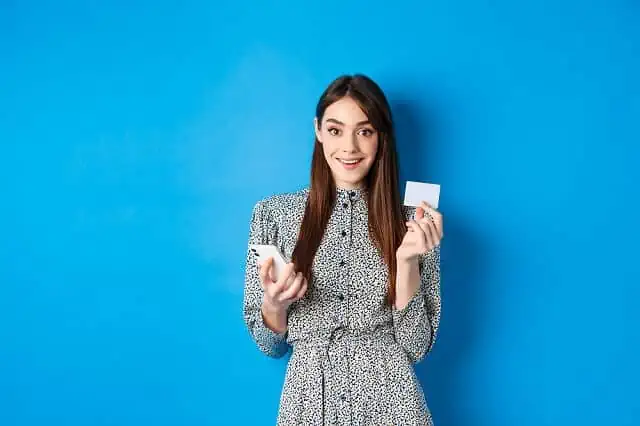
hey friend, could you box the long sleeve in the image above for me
[242,200,289,358]
[392,245,442,364]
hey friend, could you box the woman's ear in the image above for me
[314,117,323,143]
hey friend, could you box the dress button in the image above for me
[350,191,356,197]
[339,260,346,267]
[338,294,344,301]
[341,230,347,237]
[340,394,347,402]
[343,202,348,209]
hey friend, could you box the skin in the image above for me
[314,96,379,190]
[395,201,444,310]
[260,96,444,333]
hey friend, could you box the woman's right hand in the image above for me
[259,258,308,314]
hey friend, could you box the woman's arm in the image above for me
[395,257,421,310]
[393,201,443,364]
[261,301,288,335]
[393,246,441,363]
[392,246,441,364]
[242,200,290,358]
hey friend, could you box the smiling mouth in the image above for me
[338,158,363,165]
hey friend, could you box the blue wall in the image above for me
[1,1,638,425]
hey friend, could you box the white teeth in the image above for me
[339,159,360,164]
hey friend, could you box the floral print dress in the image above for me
[243,186,441,425]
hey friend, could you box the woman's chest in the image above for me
[278,207,389,299]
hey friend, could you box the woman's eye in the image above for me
[328,128,340,136]
[358,128,374,137]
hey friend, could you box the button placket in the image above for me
[338,192,351,270]
[337,191,356,425]
[340,193,353,294]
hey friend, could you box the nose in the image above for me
[342,132,358,153]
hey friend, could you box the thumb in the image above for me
[267,257,277,283]
[415,207,425,220]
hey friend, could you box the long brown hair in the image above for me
[290,74,406,306]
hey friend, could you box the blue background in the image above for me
[1,1,639,425]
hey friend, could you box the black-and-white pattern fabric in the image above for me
[243,186,441,425]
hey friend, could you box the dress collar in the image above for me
[302,185,368,201]
[335,185,367,201]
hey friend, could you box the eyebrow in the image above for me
[325,118,372,126]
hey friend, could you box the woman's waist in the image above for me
[289,323,396,350]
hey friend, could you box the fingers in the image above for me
[259,259,308,308]
[405,220,422,236]
[415,218,435,248]
[400,205,444,259]
[420,201,443,237]
[424,219,439,247]
[294,278,308,300]
[266,263,298,296]
[280,272,305,301]
[258,257,274,288]
[407,218,440,252]
[260,260,290,295]
[268,260,278,283]
[265,269,308,305]
[276,263,297,289]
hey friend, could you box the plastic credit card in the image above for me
[403,181,440,209]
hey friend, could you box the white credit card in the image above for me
[403,181,440,209]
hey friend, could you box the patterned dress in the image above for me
[243,186,441,425]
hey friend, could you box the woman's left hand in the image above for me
[396,201,444,263]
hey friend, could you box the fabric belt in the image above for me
[291,326,396,424]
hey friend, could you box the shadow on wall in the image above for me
[392,97,487,426]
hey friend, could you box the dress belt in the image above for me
[291,326,396,425]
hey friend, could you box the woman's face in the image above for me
[315,96,379,190]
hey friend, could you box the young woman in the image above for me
[243,74,443,425]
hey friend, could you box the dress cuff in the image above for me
[393,288,426,322]
[254,310,287,345]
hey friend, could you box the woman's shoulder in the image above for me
[253,186,309,217]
